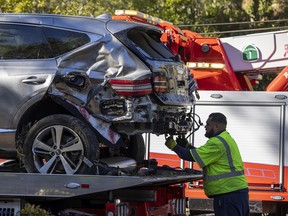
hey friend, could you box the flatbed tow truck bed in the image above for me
[0,168,202,198]
[0,162,202,216]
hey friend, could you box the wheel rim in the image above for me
[32,125,85,174]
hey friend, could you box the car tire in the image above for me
[22,114,98,174]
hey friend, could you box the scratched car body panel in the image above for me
[0,13,197,174]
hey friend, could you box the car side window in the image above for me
[0,24,53,59]
[42,28,90,56]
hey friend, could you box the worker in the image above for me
[165,112,249,216]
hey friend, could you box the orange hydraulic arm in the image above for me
[266,66,288,91]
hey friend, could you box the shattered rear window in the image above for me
[127,28,175,60]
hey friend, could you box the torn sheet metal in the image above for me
[48,24,196,146]
[49,33,151,146]
[74,102,121,146]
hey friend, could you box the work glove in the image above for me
[165,136,177,150]
[176,137,190,148]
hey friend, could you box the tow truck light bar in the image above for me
[115,9,173,25]
[186,62,225,69]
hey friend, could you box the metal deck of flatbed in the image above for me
[0,170,202,198]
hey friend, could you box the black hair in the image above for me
[209,112,227,126]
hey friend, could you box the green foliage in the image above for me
[244,0,274,21]
[254,74,277,91]
[0,0,135,16]
[0,0,286,33]
[21,203,49,216]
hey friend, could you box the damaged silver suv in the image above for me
[0,13,197,174]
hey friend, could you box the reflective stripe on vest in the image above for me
[203,135,244,182]
[190,148,205,168]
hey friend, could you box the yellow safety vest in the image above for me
[190,131,248,197]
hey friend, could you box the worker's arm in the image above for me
[165,137,195,161]
[173,145,195,161]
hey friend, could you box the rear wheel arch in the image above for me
[16,97,71,149]
[16,98,146,174]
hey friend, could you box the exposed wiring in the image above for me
[185,112,203,140]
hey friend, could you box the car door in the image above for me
[0,24,57,149]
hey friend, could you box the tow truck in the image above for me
[112,10,288,215]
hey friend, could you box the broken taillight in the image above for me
[109,79,152,96]
[153,75,168,93]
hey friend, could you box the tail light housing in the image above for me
[109,79,152,96]
[153,75,168,93]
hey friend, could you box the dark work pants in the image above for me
[213,188,249,216]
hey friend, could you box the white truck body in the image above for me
[220,30,288,72]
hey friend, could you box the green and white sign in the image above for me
[242,44,259,61]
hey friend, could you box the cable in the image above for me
[178,19,288,28]
[200,26,288,35]
[177,19,288,36]
[185,113,203,140]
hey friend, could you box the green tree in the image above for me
[1,0,287,34]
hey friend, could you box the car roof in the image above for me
[0,13,161,35]
[0,13,112,34]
